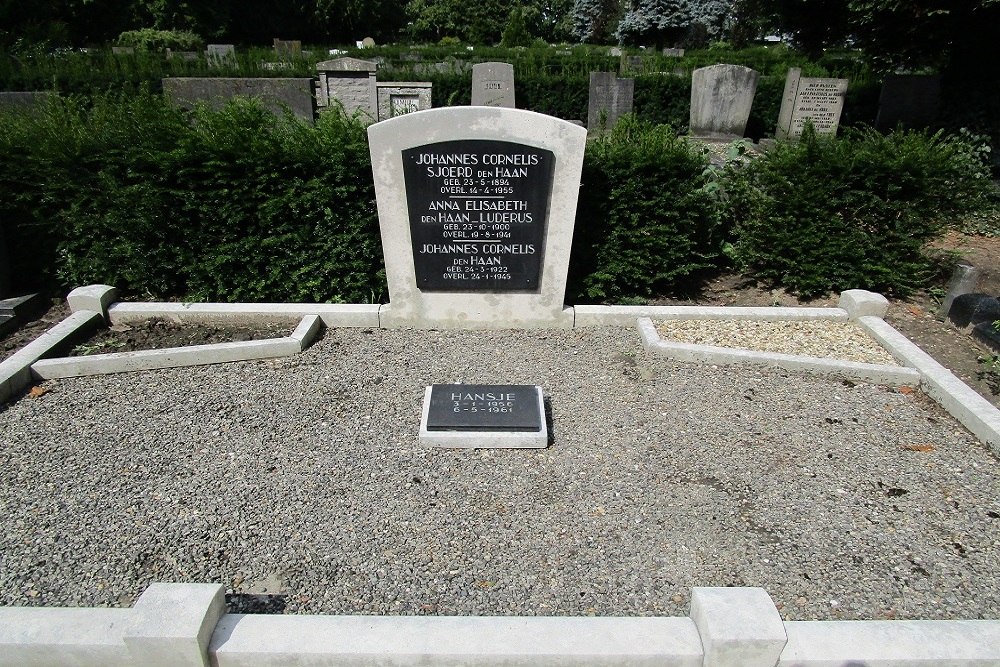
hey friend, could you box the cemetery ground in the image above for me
[1,232,999,623]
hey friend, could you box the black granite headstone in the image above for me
[426,384,542,431]
[402,139,554,291]
[947,293,1000,329]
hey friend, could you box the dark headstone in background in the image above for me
[875,74,941,131]
[974,321,1000,353]
[947,293,1000,329]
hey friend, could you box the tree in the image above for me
[570,0,623,43]
[314,0,408,43]
[617,0,689,48]
[407,0,521,43]
[500,6,534,46]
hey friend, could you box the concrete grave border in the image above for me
[3,286,1000,663]
[2,583,999,666]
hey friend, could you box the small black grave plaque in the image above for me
[402,139,554,291]
[426,384,542,432]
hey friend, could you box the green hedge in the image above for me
[1,94,995,304]
[724,126,996,297]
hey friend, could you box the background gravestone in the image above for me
[471,62,515,108]
[662,48,685,57]
[162,78,316,123]
[689,64,759,139]
[587,72,634,134]
[368,107,587,328]
[875,74,941,131]
[205,44,235,67]
[273,38,301,59]
[775,67,849,139]
[0,91,54,111]
[376,82,432,120]
[315,57,378,120]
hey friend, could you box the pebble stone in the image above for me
[0,327,998,622]
[655,319,898,365]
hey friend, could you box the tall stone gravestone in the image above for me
[587,72,634,134]
[689,64,759,140]
[875,74,941,131]
[205,44,235,67]
[315,57,378,120]
[273,39,302,59]
[471,62,515,108]
[775,68,848,139]
[368,107,587,328]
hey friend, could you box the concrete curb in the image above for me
[0,310,102,404]
[30,315,322,380]
[576,305,848,327]
[3,583,998,666]
[858,315,1000,455]
[637,318,920,387]
[108,302,379,328]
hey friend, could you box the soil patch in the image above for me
[67,318,296,356]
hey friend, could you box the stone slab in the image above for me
[0,292,45,317]
[425,384,542,432]
[471,62,515,108]
[419,385,547,448]
[162,78,316,123]
[0,314,15,338]
[210,614,702,666]
[690,587,786,667]
[107,302,379,328]
[31,337,302,379]
[124,583,225,667]
[689,64,759,139]
[0,310,102,404]
[368,107,587,329]
[780,620,1000,666]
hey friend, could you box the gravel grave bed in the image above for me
[1,327,998,621]
[655,319,899,366]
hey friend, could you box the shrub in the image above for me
[116,29,203,52]
[0,92,384,303]
[723,125,997,297]
[568,115,722,301]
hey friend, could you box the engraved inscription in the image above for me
[402,139,554,291]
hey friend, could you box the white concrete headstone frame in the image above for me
[368,107,587,328]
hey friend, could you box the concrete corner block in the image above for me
[67,285,118,321]
[690,587,786,667]
[839,290,888,320]
[125,583,225,667]
[290,314,322,350]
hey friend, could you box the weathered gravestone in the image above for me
[368,107,587,328]
[111,46,134,55]
[205,44,235,67]
[419,384,547,448]
[471,62,515,108]
[689,64,759,139]
[875,74,941,131]
[376,82,432,120]
[165,49,200,61]
[315,57,378,120]
[162,78,316,123]
[273,39,302,58]
[662,48,685,57]
[587,72,634,134]
[775,68,848,139]
[361,37,376,48]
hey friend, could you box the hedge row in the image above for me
[0,94,995,304]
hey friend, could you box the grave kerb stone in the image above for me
[471,62,515,108]
[368,107,587,328]
[689,64,759,140]
[775,67,848,139]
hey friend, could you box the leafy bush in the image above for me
[0,92,384,303]
[116,29,203,52]
[569,115,722,301]
[723,125,997,297]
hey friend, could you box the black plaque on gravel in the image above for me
[426,384,542,431]
[402,139,554,291]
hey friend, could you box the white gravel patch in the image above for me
[0,327,997,623]
[656,319,898,365]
